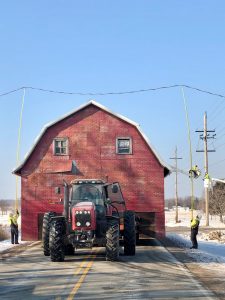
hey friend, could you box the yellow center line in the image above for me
[67,249,100,300]
[74,254,95,275]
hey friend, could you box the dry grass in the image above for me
[0,225,9,241]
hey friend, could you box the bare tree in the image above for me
[0,199,17,215]
[0,200,9,215]
[165,196,203,210]
[209,182,225,223]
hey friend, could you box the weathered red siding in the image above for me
[19,104,166,240]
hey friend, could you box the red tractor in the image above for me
[42,179,136,261]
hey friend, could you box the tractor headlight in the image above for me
[76,222,81,226]
[86,221,91,227]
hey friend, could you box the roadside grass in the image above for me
[0,225,9,241]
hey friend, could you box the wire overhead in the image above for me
[1,84,225,98]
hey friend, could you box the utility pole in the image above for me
[170,146,182,223]
[196,112,216,226]
[204,112,209,226]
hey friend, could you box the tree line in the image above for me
[0,199,20,215]
[166,182,225,223]
[165,196,203,210]
[209,182,225,223]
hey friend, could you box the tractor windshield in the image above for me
[71,184,104,205]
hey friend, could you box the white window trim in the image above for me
[53,137,69,156]
[116,137,132,155]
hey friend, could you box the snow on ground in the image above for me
[166,207,225,228]
[166,208,225,264]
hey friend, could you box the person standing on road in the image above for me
[190,215,200,249]
[8,209,19,244]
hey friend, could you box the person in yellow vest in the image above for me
[8,210,19,244]
[189,165,201,179]
[190,215,200,249]
[204,173,210,180]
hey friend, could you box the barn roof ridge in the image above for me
[13,100,170,175]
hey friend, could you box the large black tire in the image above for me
[42,212,56,256]
[49,218,66,262]
[124,211,136,256]
[106,219,120,261]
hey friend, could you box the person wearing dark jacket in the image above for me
[190,215,200,249]
[8,210,19,244]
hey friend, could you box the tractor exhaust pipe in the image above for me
[63,180,69,220]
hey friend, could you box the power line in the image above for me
[0,87,25,97]
[215,124,225,136]
[209,157,225,168]
[215,141,225,150]
[208,135,225,151]
[205,98,224,117]
[0,85,180,97]
[197,97,225,131]
[1,84,225,98]
[208,103,225,126]
[207,99,225,122]
[215,131,225,141]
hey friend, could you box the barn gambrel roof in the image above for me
[13,100,170,176]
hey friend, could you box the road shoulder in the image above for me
[0,241,40,260]
[161,237,225,300]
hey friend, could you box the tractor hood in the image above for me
[72,202,96,230]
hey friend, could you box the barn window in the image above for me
[54,138,68,155]
[116,137,132,154]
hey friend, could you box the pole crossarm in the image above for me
[196,127,216,154]
[196,150,216,152]
[196,130,215,133]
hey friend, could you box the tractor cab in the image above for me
[70,179,124,216]
[71,180,105,206]
[69,179,123,236]
[70,180,107,234]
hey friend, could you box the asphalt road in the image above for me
[0,240,218,300]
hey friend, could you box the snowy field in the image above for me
[166,209,225,264]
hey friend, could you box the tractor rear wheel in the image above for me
[124,211,136,256]
[42,212,56,256]
[49,218,66,262]
[106,219,120,261]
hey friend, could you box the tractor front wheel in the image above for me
[106,219,120,261]
[49,218,66,262]
[42,212,56,256]
[124,211,136,256]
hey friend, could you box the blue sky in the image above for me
[1,1,225,200]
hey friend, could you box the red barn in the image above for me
[13,101,170,241]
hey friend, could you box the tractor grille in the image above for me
[75,211,91,227]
